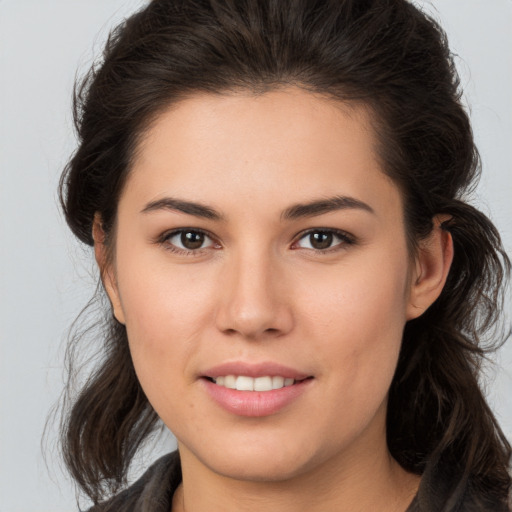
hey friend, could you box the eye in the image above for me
[162,229,217,252]
[294,229,354,251]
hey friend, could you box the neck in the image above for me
[172,426,420,512]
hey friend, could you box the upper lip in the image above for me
[202,361,311,380]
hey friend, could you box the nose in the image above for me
[215,249,294,340]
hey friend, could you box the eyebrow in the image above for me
[141,198,224,220]
[281,195,375,220]
[141,194,374,221]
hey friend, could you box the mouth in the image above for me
[204,375,312,391]
[200,363,314,417]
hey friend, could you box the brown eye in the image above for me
[165,229,215,252]
[181,231,205,249]
[309,232,333,250]
[295,230,354,251]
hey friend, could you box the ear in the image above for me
[406,215,454,320]
[92,214,126,325]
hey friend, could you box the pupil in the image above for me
[181,231,204,250]
[310,232,333,250]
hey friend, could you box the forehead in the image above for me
[125,87,401,219]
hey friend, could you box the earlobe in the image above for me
[92,214,126,325]
[406,215,454,320]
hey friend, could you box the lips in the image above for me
[203,361,310,380]
[200,361,313,417]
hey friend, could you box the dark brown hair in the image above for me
[59,0,511,507]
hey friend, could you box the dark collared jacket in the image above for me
[86,451,510,512]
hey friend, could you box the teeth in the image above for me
[236,376,254,391]
[212,375,297,391]
[254,376,272,391]
[224,375,236,389]
[272,376,284,389]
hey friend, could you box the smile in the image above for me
[202,375,313,417]
[212,375,296,391]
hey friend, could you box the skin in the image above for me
[94,87,453,511]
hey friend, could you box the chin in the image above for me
[207,454,311,483]
[184,433,331,484]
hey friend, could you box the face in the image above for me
[102,87,427,483]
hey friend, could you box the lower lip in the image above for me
[201,378,312,417]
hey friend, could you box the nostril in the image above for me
[215,292,294,339]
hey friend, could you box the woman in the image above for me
[59,0,511,510]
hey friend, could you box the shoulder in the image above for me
[410,460,511,512]
[85,451,181,512]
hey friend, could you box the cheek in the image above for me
[299,253,409,397]
[115,264,220,425]
[113,245,219,382]
[303,254,409,328]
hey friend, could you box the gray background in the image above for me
[1,1,511,510]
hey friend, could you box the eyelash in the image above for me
[157,228,219,256]
[292,228,356,253]
[156,228,356,256]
